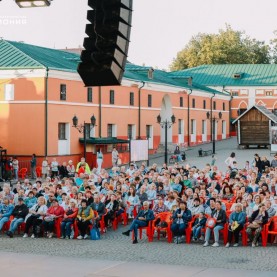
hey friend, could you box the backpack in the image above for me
[90,225,101,240]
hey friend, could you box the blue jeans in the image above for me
[129,219,147,238]
[171,223,186,237]
[205,225,223,243]
[192,226,202,238]
[61,221,73,237]
[0,217,10,231]
[9,218,24,233]
[13,169,18,180]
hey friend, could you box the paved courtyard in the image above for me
[150,137,274,171]
[1,137,276,276]
[0,225,277,274]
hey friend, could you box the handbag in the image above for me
[206,218,216,229]
[230,221,239,231]
[44,215,55,222]
[90,225,101,240]
[247,221,261,229]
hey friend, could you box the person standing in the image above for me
[96,148,103,173]
[12,157,19,181]
[112,147,119,167]
[42,157,49,179]
[51,158,59,178]
[224,152,236,169]
[30,154,37,179]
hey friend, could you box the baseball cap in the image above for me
[18,197,24,201]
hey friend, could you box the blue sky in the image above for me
[1,0,277,70]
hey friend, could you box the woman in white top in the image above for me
[42,157,49,179]
[96,148,103,173]
[224,152,236,168]
[12,157,19,181]
[23,196,48,238]
[126,186,139,217]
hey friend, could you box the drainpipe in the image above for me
[45,67,49,157]
[187,89,193,147]
[98,86,102,138]
[223,86,232,137]
[210,92,216,142]
[138,81,145,139]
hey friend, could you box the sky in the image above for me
[1,0,277,70]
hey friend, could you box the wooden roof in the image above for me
[232,105,277,124]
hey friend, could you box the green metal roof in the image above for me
[0,40,43,69]
[170,64,277,86]
[125,63,225,95]
[79,137,129,145]
[0,40,80,72]
[0,40,225,95]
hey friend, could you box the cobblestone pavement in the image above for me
[150,137,273,171]
[0,225,277,272]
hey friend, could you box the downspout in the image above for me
[223,86,232,137]
[45,67,49,157]
[210,92,216,142]
[187,89,193,147]
[98,86,102,138]
[138,81,145,139]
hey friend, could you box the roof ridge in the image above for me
[3,40,45,69]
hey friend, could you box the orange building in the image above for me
[173,65,277,135]
[0,40,230,169]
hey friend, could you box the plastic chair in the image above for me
[36,166,42,178]
[244,222,267,247]
[151,212,173,243]
[132,220,153,242]
[2,216,12,233]
[264,216,277,246]
[18,168,28,179]
[113,208,128,231]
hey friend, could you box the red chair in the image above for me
[151,212,173,243]
[264,216,277,246]
[113,208,128,231]
[187,214,209,243]
[54,217,63,238]
[244,222,267,247]
[18,168,28,179]
[132,220,153,242]
[36,166,42,178]
[2,216,12,233]
[224,216,248,246]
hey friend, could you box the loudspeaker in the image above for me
[78,0,133,86]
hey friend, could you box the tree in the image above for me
[170,25,271,71]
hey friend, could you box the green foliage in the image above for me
[170,25,271,71]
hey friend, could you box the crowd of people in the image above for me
[0,151,277,247]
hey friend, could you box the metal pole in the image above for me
[147,137,150,167]
[212,118,215,154]
[84,122,87,160]
[165,121,168,164]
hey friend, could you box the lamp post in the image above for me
[72,115,96,160]
[206,111,222,154]
[157,114,176,164]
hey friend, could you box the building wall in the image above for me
[0,69,230,169]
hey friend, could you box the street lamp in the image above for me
[72,115,96,160]
[15,0,52,8]
[157,114,176,164]
[206,111,222,154]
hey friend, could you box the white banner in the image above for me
[130,140,149,162]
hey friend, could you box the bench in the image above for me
[198,149,212,157]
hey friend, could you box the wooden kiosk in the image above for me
[232,105,277,148]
